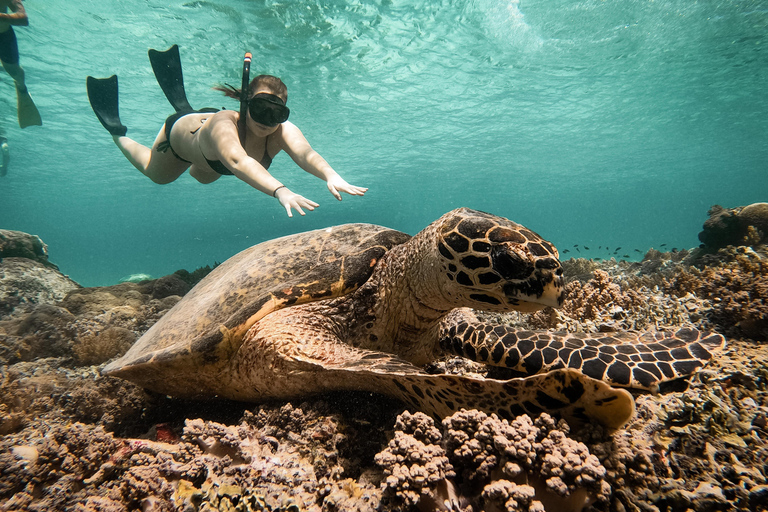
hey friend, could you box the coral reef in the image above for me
[698,203,768,250]
[0,230,54,266]
[585,339,768,511]
[73,326,136,366]
[376,410,609,512]
[0,282,180,367]
[174,264,219,288]
[3,222,768,511]
[662,246,768,341]
[0,402,389,512]
[526,268,704,334]
[374,411,455,509]
[0,258,79,317]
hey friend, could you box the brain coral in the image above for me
[376,410,609,512]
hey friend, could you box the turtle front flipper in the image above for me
[439,312,726,390]
[381,368,635,431]
[232,309,634,431]
[301,354,635,431]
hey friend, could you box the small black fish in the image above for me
[576,248,581,252]
[660,243,667,247]
[563,249,570,254]
[584,246,590,250]
[616,247,621,251]
[635,249,642,253]
[672,248,678,252]
[598,246,602,249]
[595,258,602,261]
[623,254,630,258]
[573,244,579,248]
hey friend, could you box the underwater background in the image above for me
[0,0,766,287]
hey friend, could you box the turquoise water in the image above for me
[1,0,766,286]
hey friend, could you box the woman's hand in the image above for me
[274,187,319,217]
[326,175,368,201]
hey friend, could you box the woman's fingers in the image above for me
[328,184,342,201]
[288,196,318,217]
[328,179,368,200]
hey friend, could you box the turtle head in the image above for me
[431,208,564,312]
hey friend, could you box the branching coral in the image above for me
[376,410,609,512]
[374,411,456,510]
[527,269,700,334]
[559,269,645,324]
[662,247,768,340]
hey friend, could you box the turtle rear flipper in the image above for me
[440,315,726,390]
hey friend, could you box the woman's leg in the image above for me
[113,125,189,184]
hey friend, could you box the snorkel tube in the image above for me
[237,52,252,147]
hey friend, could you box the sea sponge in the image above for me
[376,410,609,512]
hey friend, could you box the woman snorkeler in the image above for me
[87,46,366,217]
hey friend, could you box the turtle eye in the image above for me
[491,244,534,281]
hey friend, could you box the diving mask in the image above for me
[248,93,290,127]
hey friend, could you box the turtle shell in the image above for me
[103,224,410,384]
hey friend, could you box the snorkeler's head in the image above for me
[215,74,289,127]
[247,75,289,126]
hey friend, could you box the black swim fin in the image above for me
[86,75,128,136]
[149,44,194,113]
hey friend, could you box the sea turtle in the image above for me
[104,208,725,430]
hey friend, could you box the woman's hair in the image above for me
[214,75,288,102]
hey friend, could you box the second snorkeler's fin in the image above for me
[0,137,9,177]
[16,86,42,129]
[86,75,128,136]
[149,44,194,113]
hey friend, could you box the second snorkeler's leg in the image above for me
[113,127,189,184]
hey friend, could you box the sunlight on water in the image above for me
[0,0,766,285]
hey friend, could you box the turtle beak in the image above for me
[535,274,565,308]
[502,268,565,312]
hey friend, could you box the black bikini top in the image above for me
[206,136,272,176]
